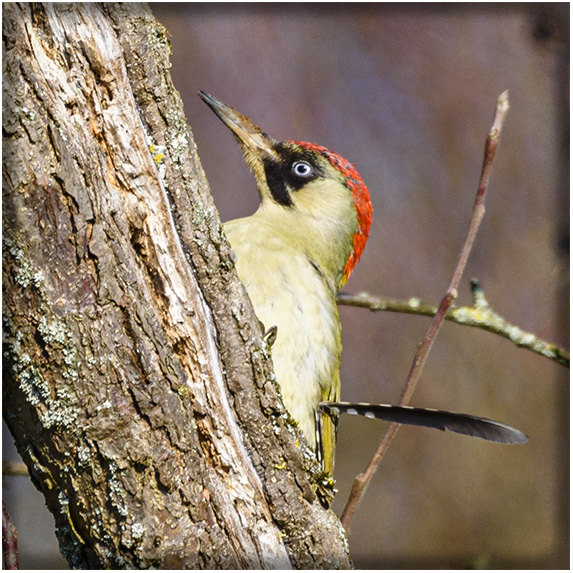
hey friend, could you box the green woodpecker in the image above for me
[199,92,527,474]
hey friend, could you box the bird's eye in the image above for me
[292,161,313,177]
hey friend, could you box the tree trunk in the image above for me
[2,3,351,568]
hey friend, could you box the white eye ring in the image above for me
[292,161,313,177]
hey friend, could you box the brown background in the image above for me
[3,3,568,569]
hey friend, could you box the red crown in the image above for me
[291,141,373,282]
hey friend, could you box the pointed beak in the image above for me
[199,91,278,162]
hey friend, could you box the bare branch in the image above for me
[2,500,19,570]
[341,91,511,532]
[2,461,29,477]
[337,279,569,368]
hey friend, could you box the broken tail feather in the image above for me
[319,402,528,445]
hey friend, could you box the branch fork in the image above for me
[341,91,513,531]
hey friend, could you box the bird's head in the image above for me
[199,91,372,289]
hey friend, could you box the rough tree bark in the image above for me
[2,3,351,568]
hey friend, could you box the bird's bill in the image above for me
[199,91,278,162]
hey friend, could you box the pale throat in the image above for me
[256,183,358,292]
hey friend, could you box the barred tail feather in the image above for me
[319,402,528,445]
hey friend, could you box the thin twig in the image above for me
[340,91,511,532]
[2,500,19,570]
[2,462,29,477]
[337,280,569,368]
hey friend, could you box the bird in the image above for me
[199,91,527,475]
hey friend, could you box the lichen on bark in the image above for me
[3,3,351,569]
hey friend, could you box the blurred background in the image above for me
[3,3,569,569]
